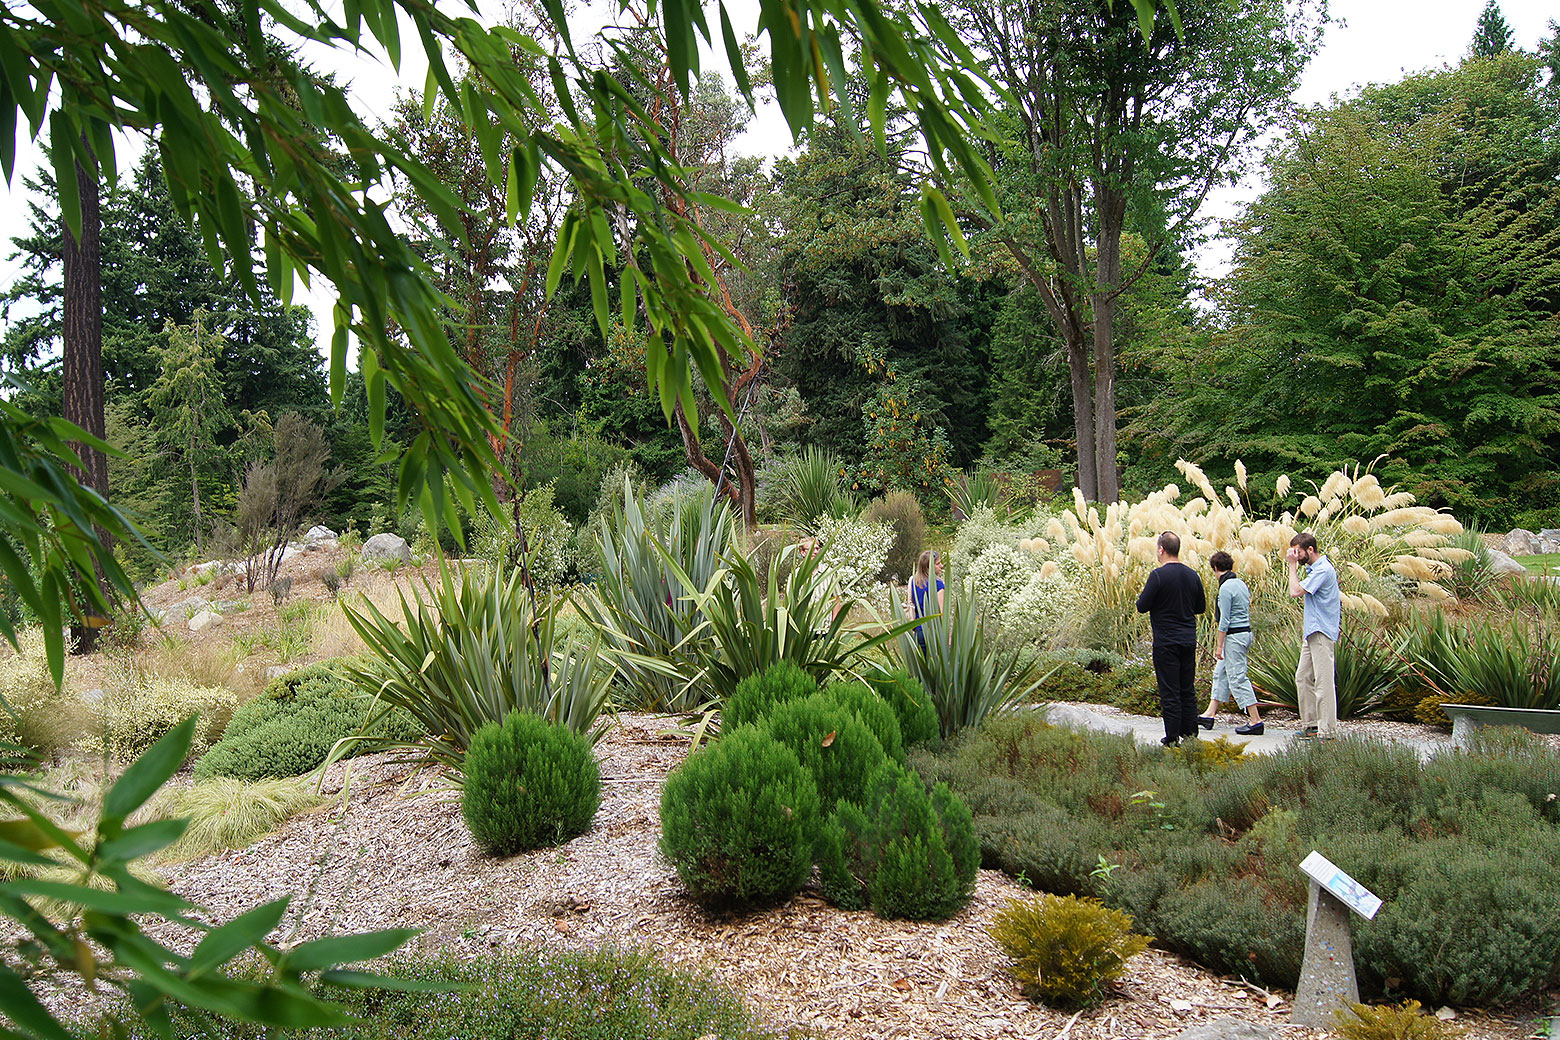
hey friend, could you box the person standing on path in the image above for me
[1136,532,1207,746]
[1287,532,1341,739]
[1197,551,1262,734]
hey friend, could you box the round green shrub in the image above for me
[864,665,938,747]
[723,661,818,732]
[192,663,421,781]
[822,680,905,763]
[988,893,1150,1007]
[462,712,601,855]
[863,490,926,584]
[659,727,820,908]
[818,761,978,921]
[761,693,887,809]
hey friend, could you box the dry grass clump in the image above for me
[151,777,323,862]
[0,629,93,758]
[143,633,261,700]
[311,571,411,660]
[86,662,237,763]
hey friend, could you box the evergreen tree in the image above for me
[1471,0,1514,57]
[147,312,232,552]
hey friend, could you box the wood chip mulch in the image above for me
[137,715,1551,1040]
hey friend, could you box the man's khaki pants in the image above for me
[1295,632,1337,736]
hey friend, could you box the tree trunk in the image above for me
[61,147,108,653]
[1067,333,1097,501]
[1091,184,1127,505]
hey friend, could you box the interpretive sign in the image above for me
[1299,850,1382,920]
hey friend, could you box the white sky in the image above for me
[0,0,1555,358]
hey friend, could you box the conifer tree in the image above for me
[1471,0,1514,57]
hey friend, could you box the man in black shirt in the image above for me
[1136,532,1207,746]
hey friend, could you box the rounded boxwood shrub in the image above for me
[864,665,938,748]
[462,712,601,855]
[761,693,887,809]
[659,727,821,908]
[823,680,905,763]
[192,663,421,781]
[723,661,818,732]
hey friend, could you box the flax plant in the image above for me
[581,479,731,712]
[339,560,640,779]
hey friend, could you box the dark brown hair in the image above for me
[1290,532,1318,553]
[1209,550,1234,572]
[1157,531,1181,557]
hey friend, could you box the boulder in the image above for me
[188,610,224,633]
[1173,1022,1279,1040]
[1539,529,1560,554]
[1503,529,1539,556]
[304,525,337,543]
[263,665,293,682]
[1488,549,1528,576]
[362,533,412,567]
[166,596,212,619]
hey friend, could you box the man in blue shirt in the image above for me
[1287,532,1341,739]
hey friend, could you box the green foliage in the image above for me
[1445,529,1497,602]
[193,663,420,781]
[916,712,1560,1004]
[1247,627,1404,719]
[890,576,1054,738]
[131,949,794,1040]
[857,375,958,505]
[988,894,1150,1008]
[468,483,577,590]
[761,694,889,809]
[723,662,818,733]
[817,762,978,921]
[581,480,730,712]
[822,680,906,764]
[677,542,914,708]
[771,447,857,528]
[1169,735,1250,773]
[863,664,939,748]
[1034,656,1159,716]
[461,712,601,855]
[340,563,614,778]
[156,777,324,862]
[1,720,418,1038]
[658,727,821,909]
[0,629,92,757]
[93,665,237,763]
[1335,1001,1464,1040]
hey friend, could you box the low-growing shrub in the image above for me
[863,490,926,584]
[659,727,820,908]
[761,694,888,809]
[117,948,792,1040]
[0,629,91,757]
[723,661,817,732]
[1334,1000,1464,1040]
[462,712,601,855]
[92,665,237,762]
[1248,627,1402,719]
[193,664,421,780]
[863,665,939,748]
[988,893,1150,1007]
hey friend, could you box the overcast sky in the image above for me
[1,0,1555,356]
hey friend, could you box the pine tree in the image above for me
[147,311,232,552]
[1471,0,1514,57]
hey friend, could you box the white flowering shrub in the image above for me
[813,515,895,601]
[952,505,1050,573]
[1001,569,1083,649]
[963,543,1039,617]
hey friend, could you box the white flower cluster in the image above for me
[814,515,895,601]
[963,543,1039,616]
[1003,567,1081,647]
[952,505,1050,572]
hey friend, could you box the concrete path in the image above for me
[1041,703,1455,761]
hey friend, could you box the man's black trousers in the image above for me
[1152,642,1199,741]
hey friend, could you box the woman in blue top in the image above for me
[908,550,944,644]
[1197,550,1262,734]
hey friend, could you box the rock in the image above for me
[362,533,412,567]
[263,665,293,682]
[1172,1022,1279,1040]
[167,596,211,619]
[304,525,337,543]
[188,610,224,633]
[1540,528,1560,554]
[1488,549,1528,575]
[1503,528,1539,555]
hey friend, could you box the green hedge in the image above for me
[915,715,1560,1006]
[192,663,421,781]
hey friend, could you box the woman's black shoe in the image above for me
[1234,722,1265,735]
[1197,715,1216,730]
[1160,736,1179,747]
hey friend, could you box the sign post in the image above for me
[1292,851,1382,1028]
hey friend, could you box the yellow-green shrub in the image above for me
[90,665,237,762]
[0,629,91,757]
[988,893,1150,1007]
[154,778,323,862]
[1334,1000,1464,1040]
